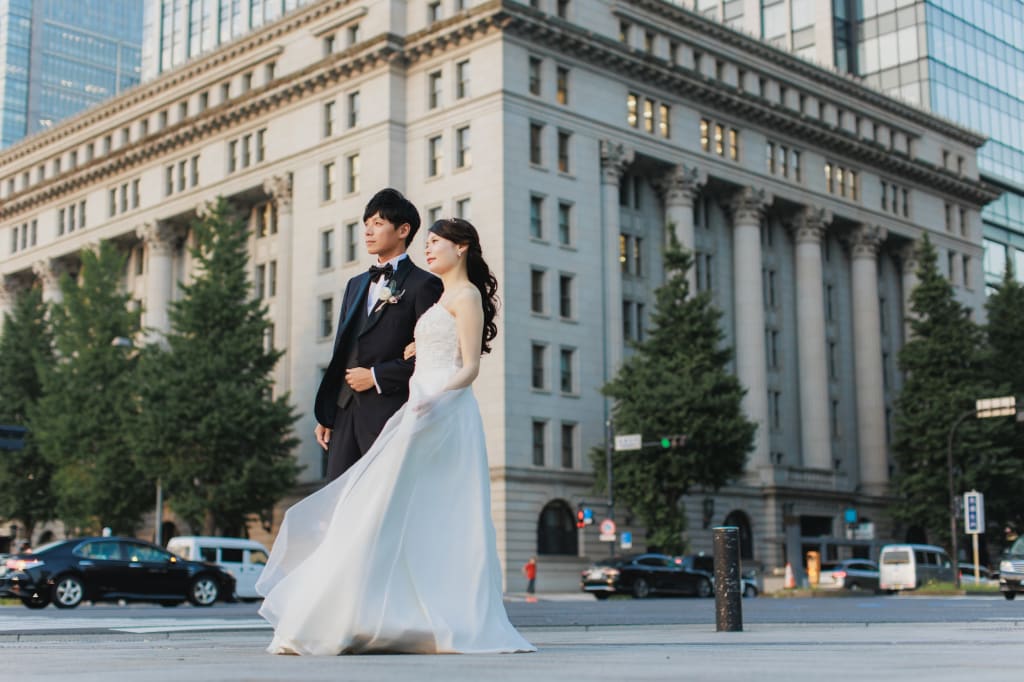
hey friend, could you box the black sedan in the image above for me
[0,536,236,609]
[580,553,713,599]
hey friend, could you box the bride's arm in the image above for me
[441,286,483,391]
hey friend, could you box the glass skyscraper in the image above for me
[690,0,1024,293]
[0,0,143,149]
[141,0,313,81]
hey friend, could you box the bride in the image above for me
[256,218,535,656]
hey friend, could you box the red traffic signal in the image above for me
[576,508,586,529]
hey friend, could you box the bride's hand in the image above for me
[412,393,441,415]
[403,342,416,360]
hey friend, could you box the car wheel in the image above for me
[21,591,50,609]
[593,592,610,600]
[188,576,220,606]
[632,578,651,599]
[52,575,85,609]
[696,578,713,598]
[1004,592,1016,601]
[743,584,758,598]
[848,582,863,592]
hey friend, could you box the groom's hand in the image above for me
[345,367,374,392]
[314,423,331,450]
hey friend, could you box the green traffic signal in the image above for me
[661,437,671,448]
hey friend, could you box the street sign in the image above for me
[614,434,642,451]
[851,522,875,540]
[844,508,858,524]
[620,531,633,549]
[0,425,27,451]
[964,491,985,534]
[599,518,617,542]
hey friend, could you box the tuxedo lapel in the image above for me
[337,273,371,344]
[360,257,416,338]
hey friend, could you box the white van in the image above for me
[167,536,269,599]
[878,543,955,591]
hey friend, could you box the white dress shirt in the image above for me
[366,253,408,392]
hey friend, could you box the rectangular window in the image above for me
[177,160,186,192]
[456,197,471,219]
[530,195,544,238]
[347,23,360,45]
[700,118,710,151]
[321,229,334,269]
[268,261,277,298]
[79,201,86,228]
[945,203,953,232]
[347,153,360,194]
[643,98,655,133]
[323,100,335,137]
[348,91,360,128]
[556,66,568,105]
[634,237,643,276]
[959,207,967,236]
[189,157,199,188]
[557,130,570,173]
[57,208,65,236]
[766,142,775,173]
[557,202,572,245]
[831,399,841,439]
[728,128,739,160]
[628,93,639,128]
[198,92,209,111]
[659,104,670,138]
[902,188,909,217]
[165,165,174,196]
[531,344,545,389]
[428,136,443,177]
[528,57,542,96]
[456,60,470,99]
[560,347,574,393]
[228,140,238,173]
[561,423,575,468]
[530,269,545,314]
[826,284,835,322]
[109,188,117,217]
[120,184,128,213]
[241,134,252,168]
[456,126,471,168]
[320,297,334,337]
[428,71,442,109]
[791,150,801,181]
[620,234,630,274]
[622,300,633,340]
[30,220,37,246]
[529,123,543,165]
[828,341,837,379]
[255,264,266,299]
[428,205,442,225]
[322,162,335,201]
[532,420,546,466]
[559,274,573,318]
[241,72,252,93]
[345,222,358,262]
[323,34,335,56]
[256,129,266,163]
[428,1,441,23]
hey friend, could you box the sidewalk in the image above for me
[2,620,1021,681]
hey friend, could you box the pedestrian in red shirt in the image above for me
[522,557,537,595]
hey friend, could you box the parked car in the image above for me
[817,559,880,592]
[957,562,998,587]
[675,554,759,597]
[580,553,713,599]
[0,536,236,609]
[166,536,268,600]
[998,536,1024,600]
[878,544,955,591]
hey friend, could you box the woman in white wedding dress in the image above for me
[256,218,535,656]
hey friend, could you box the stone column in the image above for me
[32,259,66,304]
[136,222,179,341]
[899,242,919,342]
[263,173,294,390]
[790,207,832,470]
[730,187,771,471]
[655,164,704,293]
[849,224,889,494]
[0,278,18,333]
[599,140,633,378]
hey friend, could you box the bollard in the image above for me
[713,526,743,632]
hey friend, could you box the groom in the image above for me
[314,188,443,481]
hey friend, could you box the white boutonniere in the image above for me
[372,285,405,313]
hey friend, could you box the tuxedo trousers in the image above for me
[325,396,402,482]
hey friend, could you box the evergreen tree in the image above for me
[30,243,150,533]
[892,234,1008,550]
[0,286,57,538]
[133,198,299,537]
[592,239,755,553]
[980,261,1024,547]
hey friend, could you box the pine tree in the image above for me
[593,239,755,553]
[980,260,1024,546]
[30,243,150,533]
[133,198,299,537]
[891,234,1008,549]
[0,286,57,538]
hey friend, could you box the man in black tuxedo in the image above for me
[314,188,443,481]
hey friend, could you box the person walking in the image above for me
[523,557,537,596]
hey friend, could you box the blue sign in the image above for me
[844,508,858,524]
[583,508,594,521]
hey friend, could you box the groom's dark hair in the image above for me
[363,188,421,247]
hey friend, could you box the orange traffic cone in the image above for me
[784,562,796,589]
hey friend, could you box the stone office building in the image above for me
[0,0,997,590]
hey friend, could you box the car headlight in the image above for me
[1000,560,1013,574]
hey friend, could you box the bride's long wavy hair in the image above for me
[428,218,499,355]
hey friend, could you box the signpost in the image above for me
[964,490,985,585]
[620,531,632,550]
[599,518,616,543]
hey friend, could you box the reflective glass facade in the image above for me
[142,0,312,81]
[0,0,143,149]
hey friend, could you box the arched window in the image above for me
[537,499,578,555]
[723,510,754,560]
[160,522,178,547]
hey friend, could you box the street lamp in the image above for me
[947,396,1017,588]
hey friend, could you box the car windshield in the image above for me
[1009,537,1024,556]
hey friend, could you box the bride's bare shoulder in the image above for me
[449,285,481,313]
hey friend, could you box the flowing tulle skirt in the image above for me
[256,370,535,655]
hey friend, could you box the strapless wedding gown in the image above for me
[256,304,535,655]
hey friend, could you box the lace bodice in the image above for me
[414,304,462,372]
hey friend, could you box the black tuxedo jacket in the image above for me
[314,257,443,427]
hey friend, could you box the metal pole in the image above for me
[947,409,973,589]
[154,477,164,546]
[713,526,742,632]
[605,417,614,557]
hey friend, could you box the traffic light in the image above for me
[660,434,687,448]
[576,505,586,529]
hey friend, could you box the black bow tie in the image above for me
[368,263,394,282]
